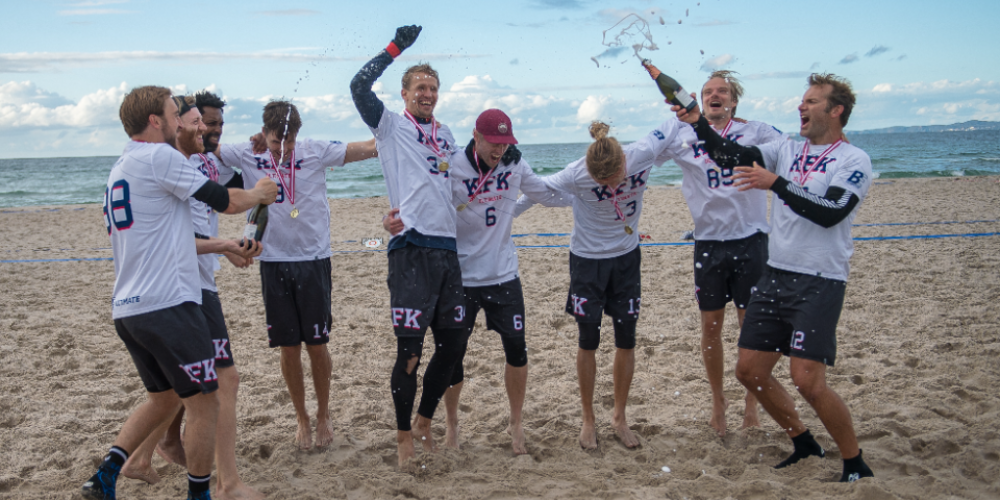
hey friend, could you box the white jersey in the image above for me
[188,151,236,291]
[535,125,675,259]
[103,141,209,319]
[371,108,457,240]
[758,139,873,281]
[217,139,346,262]
[657,119,787,241]
[448,144,562,287]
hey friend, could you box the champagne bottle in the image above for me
[242,204,269,246]
[641,59,697,111]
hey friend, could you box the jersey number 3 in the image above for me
[103,179,134,234]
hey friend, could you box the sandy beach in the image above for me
[1,176,999,500]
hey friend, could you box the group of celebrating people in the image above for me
[82,25,875,500]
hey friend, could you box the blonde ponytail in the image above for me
[585,121,623,182]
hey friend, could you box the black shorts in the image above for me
[565,247,642,323]
[738,267,845,366]
[463,277,526,338]
[260,258,332,348]
[387,246,465,337]
[201,289,234,368]
[114,302,220,398]
[693,231,768,311]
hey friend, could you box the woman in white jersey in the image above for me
[521,121,674,450]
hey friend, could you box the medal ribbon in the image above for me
[403,109,446,163]
[609,186,625,222]
[796,139,842,186]
[196,153,219,182]
[717,119,734,139]
[465,149,494,204]
[268,149,296,206]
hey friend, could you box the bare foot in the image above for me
[579,420,598,450]
[741,396,762,430]
[121,460,160,485]
[314,417,334,449]
[506,422,527,456]
[295,418,313,451]
[155,441,187,468]
[611,417,640,449]
[397,431,417,470]
[444,419,460,450]
[412,416,437,453]
[216,482,265,500]
[710,396,730,437]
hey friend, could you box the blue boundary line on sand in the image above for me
[4,231,998,262]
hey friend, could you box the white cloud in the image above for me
[0,81,126,129]
[449,75,508,93]
[872,83,893,93]
[576,95,612,123]
[700,54,735,72]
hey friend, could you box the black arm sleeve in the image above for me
[350,51,394,129]
[690,115,765,169]
[192,181,230,213]
[224,171,243,189]
[770,177,860,228]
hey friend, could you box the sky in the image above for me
[2,0,998,158]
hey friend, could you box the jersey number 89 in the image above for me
[706,167,734,189]
[103,180,134,234]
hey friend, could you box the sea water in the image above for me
[0,130,997,209]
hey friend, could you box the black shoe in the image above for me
[840,450,875,483]
[81,462,120,500]
[775,430,825,469]
[187,490,212,500]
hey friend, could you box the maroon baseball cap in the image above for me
[475,108,518,145]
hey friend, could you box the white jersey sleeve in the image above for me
[105,142,207,319]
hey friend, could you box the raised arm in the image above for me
[345,138,378,163]
[674,101,764,169]
[350,25,422,129]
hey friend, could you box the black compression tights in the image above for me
[391,328,465,431]
[449,330,529,386]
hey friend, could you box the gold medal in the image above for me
[438,161,449,172]
[290,208,300,219]
[457,203,467,212]
[624,225,633,235]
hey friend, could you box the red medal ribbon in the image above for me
[609,186,625,222]
[403,109,447,165]
[796,139,842,186]
[465,149,494,204]
[196,153,219,183]
[268,149,296,206]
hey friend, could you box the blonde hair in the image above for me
[703,70,744,116]
[585,121,623,182]
[119,86,172,137]
[402,64,439,90]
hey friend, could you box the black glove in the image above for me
[501,144,522,166]
[392,25,422,52]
